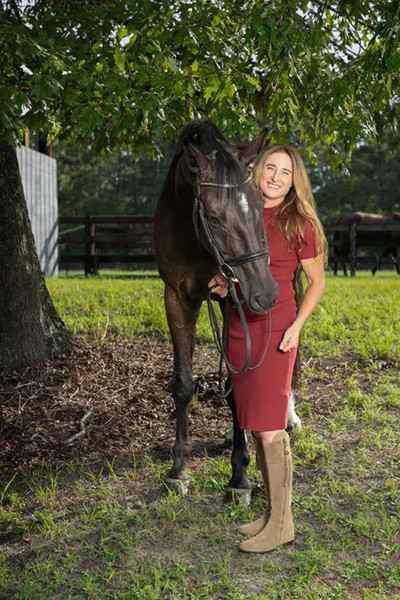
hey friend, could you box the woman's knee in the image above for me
[253,430,284,445]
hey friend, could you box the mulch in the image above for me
[1,334,398,480]
[0,335,231,478]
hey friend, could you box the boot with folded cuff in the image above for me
[239,431,294,553]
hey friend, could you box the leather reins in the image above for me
[193,175,273,395]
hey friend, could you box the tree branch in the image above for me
[8,0,22,21]
[64,408,93,444]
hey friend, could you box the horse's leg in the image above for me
[286,391,302,429]
[372,252,379,276]
[224,384,251,504]
[164,283,201,495]
[343,262,348,277]
[215,297,251,503]
[333,261,338,276]
[388,248,398,274]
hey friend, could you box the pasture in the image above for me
[1,272,400,599]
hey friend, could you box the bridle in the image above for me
[193,174,273,394]
[194,173,271,280]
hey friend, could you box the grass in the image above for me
[47,271,400,359]
[1,271,400,599]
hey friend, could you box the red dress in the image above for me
[228,207,316,431]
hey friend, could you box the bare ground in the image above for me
[1,336,400,599]
[1,335,230,478]
[1,334,398,480]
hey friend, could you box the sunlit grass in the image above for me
[47,270,400,358]
[1,271,398,598]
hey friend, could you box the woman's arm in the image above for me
[279,254,325,353]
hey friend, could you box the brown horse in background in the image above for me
[154,120,278,501]
[333,212,400,276]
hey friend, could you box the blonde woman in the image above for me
[209,145,328,553]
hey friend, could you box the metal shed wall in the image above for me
[16,146,58,277]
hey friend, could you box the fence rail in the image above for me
[58,216,400,276]
[59,215,155,275]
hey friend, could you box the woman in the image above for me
[209,145,327,554]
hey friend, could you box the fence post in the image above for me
[349,223,357,277]
[84,216,95,276]
[91,219,97,275]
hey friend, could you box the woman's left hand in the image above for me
[208,274,229,298]
[279,324,300,353]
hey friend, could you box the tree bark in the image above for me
[0,142,71,369]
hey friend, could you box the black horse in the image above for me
[333,212,400,276]
[154,120,278,501]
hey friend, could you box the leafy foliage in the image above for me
[1,1,400,160]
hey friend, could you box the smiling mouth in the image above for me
[267,182,280,190]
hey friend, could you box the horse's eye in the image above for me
[209,217,220,227]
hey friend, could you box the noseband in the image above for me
[193,174,273,393]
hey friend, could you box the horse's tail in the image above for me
[292,264,304,390]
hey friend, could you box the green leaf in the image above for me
[244,74,261,91]
[167,57,178,72]
[204,78,220,101]
[117,24,128,42]
[114,47,125,71]
[191,60,199,72]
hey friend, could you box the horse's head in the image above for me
[184,130,278,314]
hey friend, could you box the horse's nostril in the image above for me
[250,294,266,314]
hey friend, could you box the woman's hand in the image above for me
[279,324,300,353]
[208,274,229,298]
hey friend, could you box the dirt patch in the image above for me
[0,335,398,479]
[0,335,230,478]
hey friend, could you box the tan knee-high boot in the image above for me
[239,435,270,535]
[239,431,294,553]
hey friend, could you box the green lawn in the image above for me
[48,271,400,359]
[1,272,399,599]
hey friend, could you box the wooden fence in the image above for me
[59,216,400,276]
[324,223,400,276]
[59,216,155,275]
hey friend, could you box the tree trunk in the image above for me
[0,142,71,369]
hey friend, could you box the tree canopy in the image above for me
[1,0,400,162]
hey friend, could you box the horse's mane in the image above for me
[178,120,244,187]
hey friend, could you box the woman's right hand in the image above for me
[208,274,229,298]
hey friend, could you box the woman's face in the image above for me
[259,151,293,206]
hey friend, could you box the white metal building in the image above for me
[16,146,58,277]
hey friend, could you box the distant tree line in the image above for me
[54,140,176,216]
[54,141,400,223]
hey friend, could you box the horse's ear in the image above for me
[237,129,269,168]
[183,139,212,174]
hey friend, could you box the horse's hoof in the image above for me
[163,477,190,496]
[286,418,302,431]
[224,487,251,505]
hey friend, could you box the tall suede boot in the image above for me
[239,435,270,535]
[239,431,294,553]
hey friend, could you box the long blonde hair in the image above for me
[253,144,328,264]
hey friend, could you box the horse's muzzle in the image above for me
[246,287,278,314]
